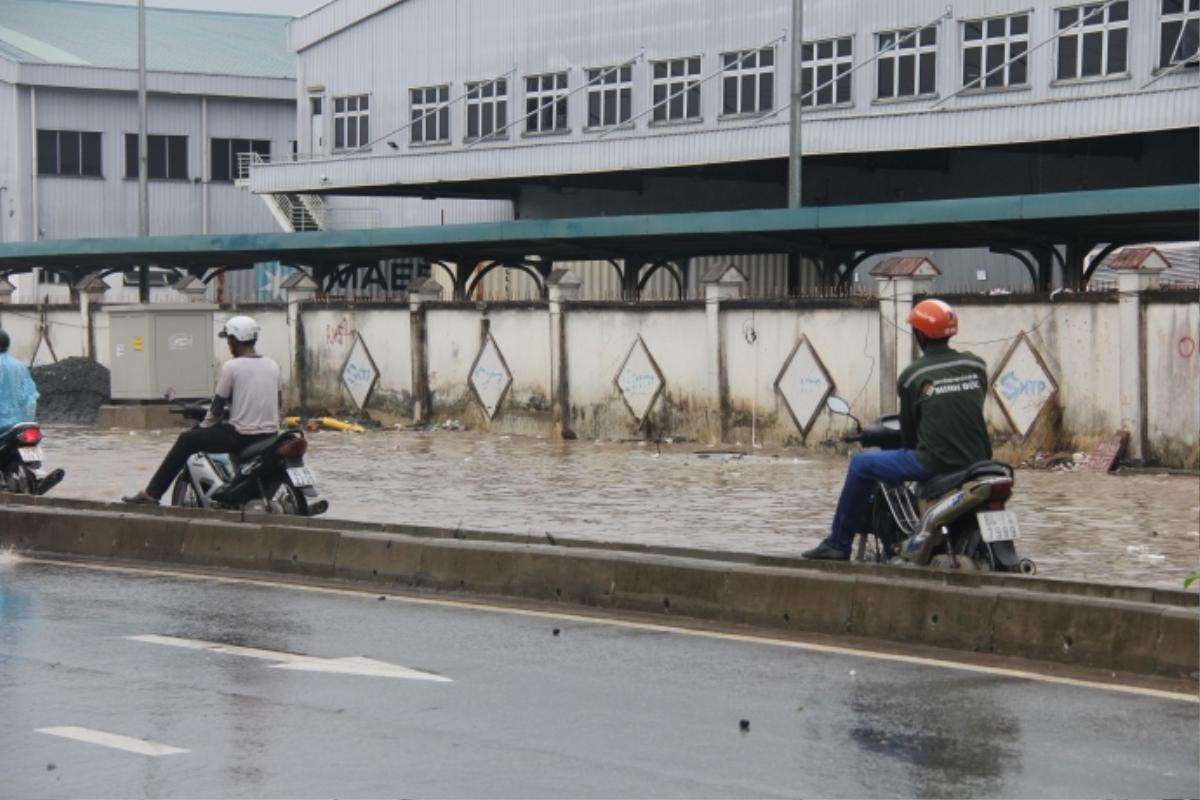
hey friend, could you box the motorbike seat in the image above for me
[917,460,1012,500]
[234,433,286,462]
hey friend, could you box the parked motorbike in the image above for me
[167,400,328,517]
[0,423,65,496]
[826,395,1035,574]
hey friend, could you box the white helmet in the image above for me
[219,315,260,343]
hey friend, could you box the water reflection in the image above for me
[43,426,1200,589]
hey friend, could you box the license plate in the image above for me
[978,510,1021,543]
[18,446,43,464]
[287,467,315,487]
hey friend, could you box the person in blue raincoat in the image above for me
[0,329,38,432]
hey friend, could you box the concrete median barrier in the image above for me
[0,497,1195,682]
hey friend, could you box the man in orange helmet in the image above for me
[803,298,992,560]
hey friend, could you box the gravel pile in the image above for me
[32,357,111,425]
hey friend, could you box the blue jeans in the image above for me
[827,449,931,552]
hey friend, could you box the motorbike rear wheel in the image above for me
[2,465,33,494]
[267,482,309,516]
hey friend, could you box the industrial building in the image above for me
[243,0,1198,295]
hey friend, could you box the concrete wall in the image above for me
[1145,300,1200,467]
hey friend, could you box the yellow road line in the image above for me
[19,555,1198,703]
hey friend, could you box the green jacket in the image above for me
[897,341,992,475]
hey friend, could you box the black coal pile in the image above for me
[32,357,111,425]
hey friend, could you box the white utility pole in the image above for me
[787,0,803,209]
[137,0,150,302]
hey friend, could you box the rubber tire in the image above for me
[170,475,204,508]
[268,481,309,516]
[2,465,31,494]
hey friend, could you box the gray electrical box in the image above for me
[108,304,217,400]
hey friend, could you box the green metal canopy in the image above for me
[0,184,1195,290]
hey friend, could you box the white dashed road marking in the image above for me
[36,726,188,756]
[127,633,453,682]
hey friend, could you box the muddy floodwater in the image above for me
[38,426,1200,591]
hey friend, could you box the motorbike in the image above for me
[0,422,65,496]
[826,395,1035,574]
[167,400,329,517]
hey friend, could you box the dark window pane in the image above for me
[81,132,101,176]
[619,88,630,121]
[467,107,479,138]
[801,66,813,105]
[1109,2,1127,22]
[836,69,850,101]
[310,97,322,115]
[334,118,345,148]
[817,40,832,59]
[1162,21,1182,66]
[919,52,936,93]
[1059,8,1078,28]
[964,46,981,86]
[60,130,80,175]
[526,77,537,93]
[168,136,187,179]
[900,30,916,49]
[879,32,894,51]
[1183,19,1200,61]
[669,91,683,119]
[1081,30,1103,75]
[335,97,345,113]
[496,101,505,130]
[360,117,369,145]
[670,60,683,77]
[593,92,606,127]
[759,71,773,110]
[411,110,424,143]
[723,52,736,68]
[211,138,231,181]
[801,43,813,60]
[37,130,57,175]
[1010,52,1028,85]
[496,79,506,94]
[653,83,666,119]
[1083,4,1103,25]
[687,85,700,118]
[148,135,167,179]
[359,95,368,111]
[740,74,754,111]
[124,133,137,178]
[837,38,851,57]
[438,108,448,138]
[986,19,1004,38]
[1107,28,1127,73]
[920,26,936,46]
[557,73,567,89]
[898,54,915,95]
[252,140,270,158]
[1059,36,1078,78]
[965,21,982,41]
[723,76,737,113]
[878,59,894,98]
[1011,14,1028,35]
[1164,0,1184,11]
[985,44,1005,86]
[760,47,773,66]
[688,57,700,74]
[653,61,667,79]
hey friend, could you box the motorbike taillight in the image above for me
[16,427,41,446]
[987,479,1013,504]
[276,437,307,458]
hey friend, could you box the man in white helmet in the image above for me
[123,315,281,505]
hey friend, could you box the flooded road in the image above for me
[39,426,1200,591]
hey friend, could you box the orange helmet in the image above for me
[907,299,958,339]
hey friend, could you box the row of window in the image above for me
[319,0,1195,149]
[36,132,273,181]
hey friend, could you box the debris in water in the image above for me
[739,719,750,732]
[552,628,560,637]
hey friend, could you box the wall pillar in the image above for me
[74,274,107,360]
[702,264,746,443]
[408,277,442,424]
[282,272,319,410]
[871,258,940,414]
[546,268,582,439]
[1114,260,1166,463]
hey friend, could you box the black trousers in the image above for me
[146,423,271,499]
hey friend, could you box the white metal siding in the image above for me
[256,0,1199,193]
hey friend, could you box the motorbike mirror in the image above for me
[825,395,851,416]
[164,387,176,402]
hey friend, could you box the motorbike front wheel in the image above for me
[170,475,204,507]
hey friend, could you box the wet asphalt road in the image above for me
[1,555,1197,799]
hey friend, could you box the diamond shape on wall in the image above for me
[775,336,834,435]
[341,333,379,410]
[615,336,665,423]
[469,333,513,420]
[991,332,1058,437]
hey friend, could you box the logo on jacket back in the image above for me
[922,373,982,397]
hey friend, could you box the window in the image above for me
[211,138,270,182]
[651,57,702,123]
[465,78,508,141]
[963,13,1029,89]
[410,85,450,144]
[800,37,853,108]
[524,72,569,134]
[1056,2,1129,80]
[586,64,632,129]
[37,130,102,177]
[124,134,188,180]
[877,26,938,99]
[1161,0,1200,68]
[721,47,775,115]
[334,94,369,149]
